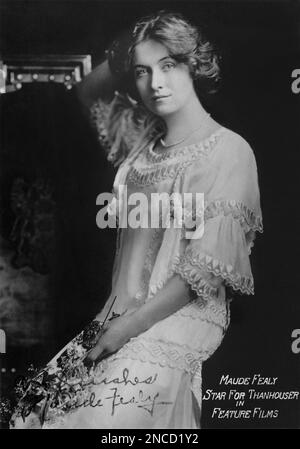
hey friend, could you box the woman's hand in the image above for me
[83,312,136,366]
[84,275,191,367]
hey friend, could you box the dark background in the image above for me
[0,0,299,429]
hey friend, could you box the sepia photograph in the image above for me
[0,0,299,432]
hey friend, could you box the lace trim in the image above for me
[174,298,228,330]
[95,337,212,377]
[128,161,185,186]
[146,127,226,164]
[90,92,167,167]
[175,263,219,300]
[90,94,149,166]
[127,129,225,187]
[90,98,111,152]
[204,199,263,234]
[180,250,254,295]
[134,202,261,302]
[177,199,263,236]
[175,200,262,297]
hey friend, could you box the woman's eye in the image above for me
[135,68,147,78]
[162,62,176,71]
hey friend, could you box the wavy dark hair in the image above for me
[124,10,220,97]
[104,10,221,165]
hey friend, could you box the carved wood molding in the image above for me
[0,54,91,94]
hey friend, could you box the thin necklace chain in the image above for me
[160,113,211,149]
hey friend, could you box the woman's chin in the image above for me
[150,105,176,117]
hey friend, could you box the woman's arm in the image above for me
[84,274,191,364]
[134,275,191,333]
[75,59,118,110]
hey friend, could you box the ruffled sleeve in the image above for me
[90,91,163,166]
[175,130,263,300]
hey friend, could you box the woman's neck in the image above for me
[162,95,209,144]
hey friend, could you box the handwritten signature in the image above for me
[20,368,173,419]
[72,387,172,416]
[65,368,172,416]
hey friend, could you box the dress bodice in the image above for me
[92,92,263,334]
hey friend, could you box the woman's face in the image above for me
[133,39,195,117]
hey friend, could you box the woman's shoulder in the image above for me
[182,125,255,170]
[213,126,257,166]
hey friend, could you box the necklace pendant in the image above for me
[160,136,186,148]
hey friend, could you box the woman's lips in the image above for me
[152,95,171,102]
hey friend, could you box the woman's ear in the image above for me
[192,61,202,80]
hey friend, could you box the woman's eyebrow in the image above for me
[134,56,174,68]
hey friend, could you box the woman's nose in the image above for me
[150,68,164,91]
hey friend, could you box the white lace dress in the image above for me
[10,92,263,429]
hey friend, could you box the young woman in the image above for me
[10,11,263,429]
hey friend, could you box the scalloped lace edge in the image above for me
[92,336,213,378]
[178,251,254,295]
[175,264,220,300]
[205,199,263,234]
[173,298,228,329]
